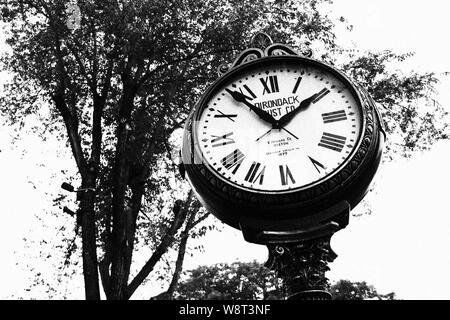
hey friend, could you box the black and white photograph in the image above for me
[0,0,449,308]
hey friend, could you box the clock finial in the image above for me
[250,32,274,50]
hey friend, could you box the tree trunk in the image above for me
[109,128,131,299]
[80,170,100,300]
[109,87,136,300]
[53,89,101,299]
[163,211,195,299]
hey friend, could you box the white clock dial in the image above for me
[196,62,363,192]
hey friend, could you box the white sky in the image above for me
[1,0,450,299]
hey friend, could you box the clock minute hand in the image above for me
[275,92,319,128]
[225,89,277,125]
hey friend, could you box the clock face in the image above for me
[196,60,363,193]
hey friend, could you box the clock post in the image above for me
[266,235,337,300]
[181,33,385,300]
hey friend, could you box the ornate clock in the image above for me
[181,42,385,243]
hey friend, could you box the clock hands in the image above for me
[255,128,272,142]
[255,127,298,142]
[253,91,318,141]
[226,88,277,125]
[280,127,299,140]
[275,91,320,128]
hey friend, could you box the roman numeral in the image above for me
[312,88,330,104]
[260,75,279,95]
[214,110,237,122]
[318,132,346,152]
[221,149,245,174]
[292,77,302,94]
[308,156,326,173]
[322,110,347,123]
[211,132,235,147]
[244,162,266,185]
[238,84,257,100]
[279,165,295,186]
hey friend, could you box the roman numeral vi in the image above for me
[279,165,295,186]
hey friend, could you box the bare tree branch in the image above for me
[126,191,193,299]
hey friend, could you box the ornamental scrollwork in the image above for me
[265,236,337,300]
[250,32,273,50]
[217,39,312,76]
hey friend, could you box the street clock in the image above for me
[181,41,385,243]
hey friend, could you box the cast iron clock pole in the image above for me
[266,235,337,300]
[180,33,385,300]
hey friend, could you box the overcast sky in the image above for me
[1,0,450,299]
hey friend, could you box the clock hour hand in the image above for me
[226,89,277,125]
[275,92,319,128]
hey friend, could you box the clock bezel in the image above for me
[191,55,367,195]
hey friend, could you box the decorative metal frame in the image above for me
[182,41,384,233]
[218,43,313,76]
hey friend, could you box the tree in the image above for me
[331,279,395,300]
[174,262,395,300]
[175,261,284,300]
[0,0,343,300]
[339,50,448,160]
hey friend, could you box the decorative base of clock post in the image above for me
[265,235,337,300]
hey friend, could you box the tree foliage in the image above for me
[175,261,284,300]
[340,50,448,159]
[331,279,395,300]
[175,262,395,300]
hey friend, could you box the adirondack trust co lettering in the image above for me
[178,303,271,317]
[253,95,299,118]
